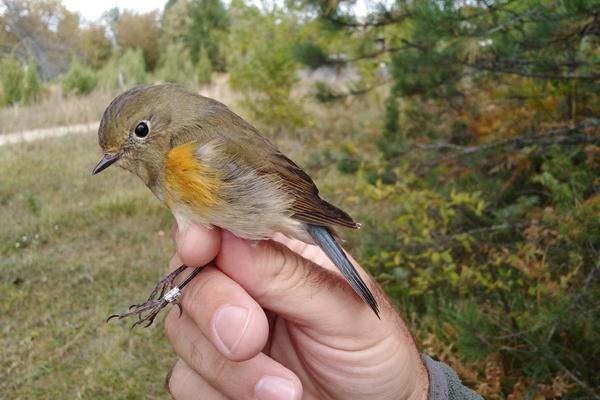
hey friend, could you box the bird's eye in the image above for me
[134,122,149,138]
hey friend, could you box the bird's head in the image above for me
[93,84,213,187]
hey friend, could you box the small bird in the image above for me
[93,84,379,327]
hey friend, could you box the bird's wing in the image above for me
[266,150,359,229]
[220,120,359,230]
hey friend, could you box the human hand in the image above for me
[165,223,429,400]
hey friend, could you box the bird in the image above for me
[93,84,379,327]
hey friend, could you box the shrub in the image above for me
[291,41,331,70]
[62,60,98,95]
[228,2,305,127]
[157,42,195,85]
[351,126,600,398]
[0,57,24,105]
[187,0,229,71]
[195,46,212,86]
[23,59,43,104]
[98,49,147,91]
[0,80,4,107]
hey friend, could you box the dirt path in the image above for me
[0,122,98,147]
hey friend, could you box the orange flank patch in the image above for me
[164,142,221,211]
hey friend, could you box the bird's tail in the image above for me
[306,224,380,318]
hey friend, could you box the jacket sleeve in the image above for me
[421,354,484,400]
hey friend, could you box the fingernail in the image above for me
[255,376,297,400]
[213,305,250,354]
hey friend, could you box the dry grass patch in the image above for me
[0,90,116,135]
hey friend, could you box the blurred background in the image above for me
[0,0,598,398]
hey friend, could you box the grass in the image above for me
[0,133,176,398]
[0,89,384,398]
[0,75,240,135]
[0,90,115,135]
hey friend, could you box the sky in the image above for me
[61,0,167,22]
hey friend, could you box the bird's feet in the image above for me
[146,265,188,302]
[107,266,204,328]
[107,293,180,328]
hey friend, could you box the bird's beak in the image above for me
[92,153,120,175]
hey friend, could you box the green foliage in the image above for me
[158,0,220,86]
[358,169,486,294]
[0,57,44,105]
[158,42,196,85]
[353,146,599,397]
[23,59,43,104]
[186,0,229,71]
[0,57,24,106]
[304,0,600,397]
[230,44,303,126]
[228,1,305,127]
[291,41,330,69]
[161,0,191,47]
[79,23,113,69]
[195,46,213,85]
[62,60,98,96]
[113,10,160,71]
[98,49,147,90]
[157,41,212,87]
[26,192,40,216]
[0,56,44,106]
[380,94,401,158]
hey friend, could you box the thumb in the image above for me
[215,230,383,336]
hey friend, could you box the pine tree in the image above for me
[187,0,229,71]
[297,1,600,397]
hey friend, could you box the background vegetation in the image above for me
[0,0,598,398]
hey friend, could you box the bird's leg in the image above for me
[146,265,188,302]
[107,266,205,328]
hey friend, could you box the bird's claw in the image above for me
[107,298,170,328]
[107,272,187,328]
[107,265,204,328]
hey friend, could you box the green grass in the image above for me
[0,134,176,398]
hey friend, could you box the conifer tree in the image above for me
[296,1,600,397]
